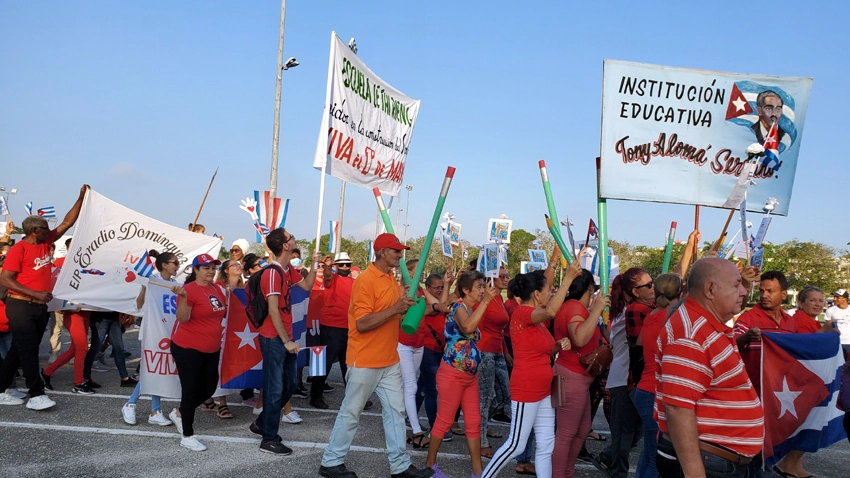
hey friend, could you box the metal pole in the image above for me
[395,196,402,234]
[402,185,412,259]
[337,180,346,254]
[267,0,286,227]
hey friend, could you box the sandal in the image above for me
[587,430,607,441]
[771,466,799,478]
[515,463,536,475]
[450,423,465,436]
[486,428,502,439]
[201,399,219,412]
[481,446,495,458]
[406,432,430,449]
[216,405,234,419]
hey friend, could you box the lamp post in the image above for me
[402,184,413,258]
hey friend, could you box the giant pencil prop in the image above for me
[596,158,610,324]
[661,221,677,273]
[538,160,574,265]
[401,166,456,334]
[545,215,569,261]
[372,188,412,287]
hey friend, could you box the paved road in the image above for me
[2,326,849,477]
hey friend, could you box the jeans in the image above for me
[95,316,129,379]
[310,325,348,399]
[634,388,659,478]
[128,381,162,412]
[0,332,12,360]
[481,398,556,478]
[398,343,424,433]
[0,299,50,397]
[478,351,511,448]
[322,363,411,474]
[553,364,594,477]
[170,342,220,437]
[655,434,749,478]
[417,347,441,429]
[258,336,298,443]
[599,386,643,478]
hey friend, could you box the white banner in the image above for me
[312,32,421,197]
[52,190,221,315]
[139,276,181,398]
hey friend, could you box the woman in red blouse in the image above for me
[552,269,610,477]
[480,261,581,478]
[168,254,227,452]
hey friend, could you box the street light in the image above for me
[282,57,299,70]
[0,187,17,212]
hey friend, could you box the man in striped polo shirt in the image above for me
[655,258,764,478]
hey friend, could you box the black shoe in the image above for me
[40,369,53,391]
[72,382,96,395]
[491,411,511,423]
[293,386,309,399]
[259,439,292,455]
[577,448,593,463]
[363,400,373,410]
[442,431,453,442]
[310,397,329,410]
[124,351,131,358]
[85,379,102,389]
[319,464,358,478]
[589,454,613,478]
[120,377,139,387]
[323,383,335,393]
[249,421,263,436]
[390,465,434,478]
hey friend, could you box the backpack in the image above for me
[245,264,284,329]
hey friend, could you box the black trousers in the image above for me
[309,325,349,399]
[171,342,220,437]
[0,299,50,397]
[599,386,643,478]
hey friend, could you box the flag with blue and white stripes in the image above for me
[37,206,56,219]
[309,346,327,377]
[24,201,33,216]
[133,250,156,278]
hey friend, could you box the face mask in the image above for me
[290,258,303,269]
[337,268,351,277]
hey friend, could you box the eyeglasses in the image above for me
[284,233,295,243]
[635,281,654,290]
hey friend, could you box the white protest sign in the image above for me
[313,32,421,197]
[53,190,221,315]
[139,276,181,398]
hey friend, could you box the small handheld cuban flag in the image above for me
[328,221,340,254]
[309,346,327,377]
[37,206,56,219]
[24,201,33,216]
[366,240,374,262]
[133,250,156,278]
[762,122,781,171]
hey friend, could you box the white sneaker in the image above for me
[0,392,24,405]
[26,395,56,410]
[281,410,302,424]
[169,408,184,435]
[5,388,26,400]
[180,435,207,452]
[148,410,173,426]
[122,402,137,425]
[91,362,110,372]
[48,353,58,364]
[253,406,263,415]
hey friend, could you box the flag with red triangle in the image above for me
[219,289,263,389]
[762,122,782,171]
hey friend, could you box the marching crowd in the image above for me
[2,187,850,478]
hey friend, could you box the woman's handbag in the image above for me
[576,344,613,377]
[550,374,566,408]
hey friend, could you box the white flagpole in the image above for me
[314,32,337,258]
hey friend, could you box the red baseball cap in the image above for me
[192,253,222,267]
[373,233,410,251]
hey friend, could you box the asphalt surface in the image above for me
[2,326,849,477]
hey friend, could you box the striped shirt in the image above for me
[655,297,764,457]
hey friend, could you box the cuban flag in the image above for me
[253,190,290,243]
[0,196,8,216]
[37,206,56,219]
[588,219,598,239]
[761,333,847,466]
[291,286,310,369]
[579,246,619,286]
[328,220,340,254]
[725,81,798,154]
[24,201,33,216]
[220,289,263,389]
[309,346,327,377]
[762,122,782,171]
[366,240,374,263]
[133,250,156,278]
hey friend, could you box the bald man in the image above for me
[654,258,764,478]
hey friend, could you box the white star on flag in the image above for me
[774,376,803,419]
[234,323,259,350]
[733,97,748,112]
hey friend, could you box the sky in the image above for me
[2,1,848,253]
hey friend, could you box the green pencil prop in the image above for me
[545,215,570,262]
[401,166,456,334]
[372,188,411,286]
[596,158,610,324]
[661,221,677,273]
[538,160,574,265]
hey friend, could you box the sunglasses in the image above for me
[635,281,654,290]
[230,248,243,253]
[498,274,510,279]
[337,264,351,268]
[166,261,180,266]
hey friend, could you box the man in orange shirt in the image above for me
[320,233,433,478]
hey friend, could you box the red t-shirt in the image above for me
[503,298,519,338]
[733,304,798,395]
[509,305,555,402]
[258,263,304,340]
[53,257,66,268]
[323,274,355,329]
[476,295,510,354]
[554,300,600,375]
[637,308,667,393]
[171,282,227,353]
[0,301,8,333]
[399,289,426,347]
[422,311,446,352]
[794,311,821,333]
[2,230,58,294]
